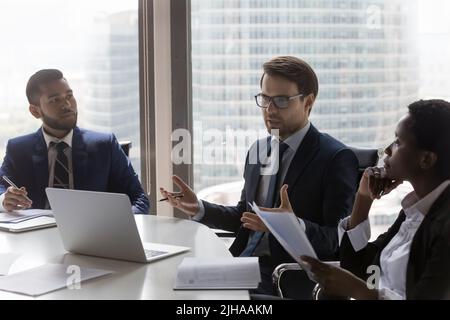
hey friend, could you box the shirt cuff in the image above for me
[378,288,405,300]
[192,199,205,221]
[338,216,371,252]
[297,217,306,232]
[0,193,6,212]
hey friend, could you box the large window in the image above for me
[2,0,449,222]
[191,0,450,238]
[0,0,140,174]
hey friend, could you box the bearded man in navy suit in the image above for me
[0,69,149,215]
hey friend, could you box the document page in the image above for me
[250,202,317,271]
[0,263,113,296]
[175,257,261,289]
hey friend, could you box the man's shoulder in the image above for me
[316,130,351,156]
[75,127,114,144]
[303,126,358,166]
[7,130,41,148]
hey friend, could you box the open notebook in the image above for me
[0,210,56,233]
[174,257,261,290]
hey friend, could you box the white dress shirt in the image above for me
[338,180,450,300]
[0,128,74,212]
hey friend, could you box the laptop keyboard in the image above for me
[145,249,167,258]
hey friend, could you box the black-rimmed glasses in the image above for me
[254,93,304,109]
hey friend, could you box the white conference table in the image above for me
[0,215,249,300]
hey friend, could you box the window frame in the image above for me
[139,0,193,217]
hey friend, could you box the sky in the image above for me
[418,0,450,34]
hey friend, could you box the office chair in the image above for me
[271,147,380,299]
[119,141,132,157]
[118,140,152,202]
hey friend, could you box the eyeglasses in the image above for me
[255,93,304,109]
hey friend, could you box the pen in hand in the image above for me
[2,175,33,205]
[159,194,184,202]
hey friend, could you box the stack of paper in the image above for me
[0,209,53,224]
[174,257,261,290]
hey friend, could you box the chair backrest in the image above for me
[347,147,380,182]
[119,141,132,157]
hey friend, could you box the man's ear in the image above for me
[29,104,42,119]
[419,150,438,171]
[304,94,315,116]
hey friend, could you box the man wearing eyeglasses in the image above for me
[161,56,358,296]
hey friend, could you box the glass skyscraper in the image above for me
[192,0,419,192]
[81,11,141,174]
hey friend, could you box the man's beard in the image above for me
[41,112,77,131]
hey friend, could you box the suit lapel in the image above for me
[32,129,49,207]
[72,127,88,189]
[406,185,450,293]
[283,125,320,200]
[246,136,271,204]
[246,163,261,206]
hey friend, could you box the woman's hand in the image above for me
[300,256,378,300]
[358,167,402,200]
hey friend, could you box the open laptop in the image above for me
[45,188,189,263]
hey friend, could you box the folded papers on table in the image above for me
[174,257,261,290]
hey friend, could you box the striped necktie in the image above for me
[50,141,70,189]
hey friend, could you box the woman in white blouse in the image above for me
[279,99,450,299]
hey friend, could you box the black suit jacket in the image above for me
[200,124,359,268]
[340,185,450,299]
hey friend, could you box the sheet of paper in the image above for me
[0,209,53,223]
[250,202,317,272]
[0,263,113,296]
[0,253,20,275]
[175,257,261,289]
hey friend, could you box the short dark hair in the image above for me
[261,56,319,98]
[408,99,450,179]
[26,69,64,105]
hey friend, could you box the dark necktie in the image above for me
[51,141,70,189]
[264,140,290,208]
[240,139,289,257]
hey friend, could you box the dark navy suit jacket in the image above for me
[0,127,149,214]
[200,124,358,267]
